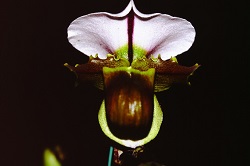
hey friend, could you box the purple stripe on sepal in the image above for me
[127,11,134,64]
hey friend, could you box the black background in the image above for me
[1,0,249,165]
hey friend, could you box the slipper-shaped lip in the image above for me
[98,95,163,148]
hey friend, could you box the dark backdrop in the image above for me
[1,0,249,165]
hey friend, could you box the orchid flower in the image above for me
[65,0,199,148]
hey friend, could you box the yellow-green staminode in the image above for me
[114,44,148,60]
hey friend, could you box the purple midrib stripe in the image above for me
[127,11,134,64]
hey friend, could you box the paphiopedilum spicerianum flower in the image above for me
[65,0,199,148]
